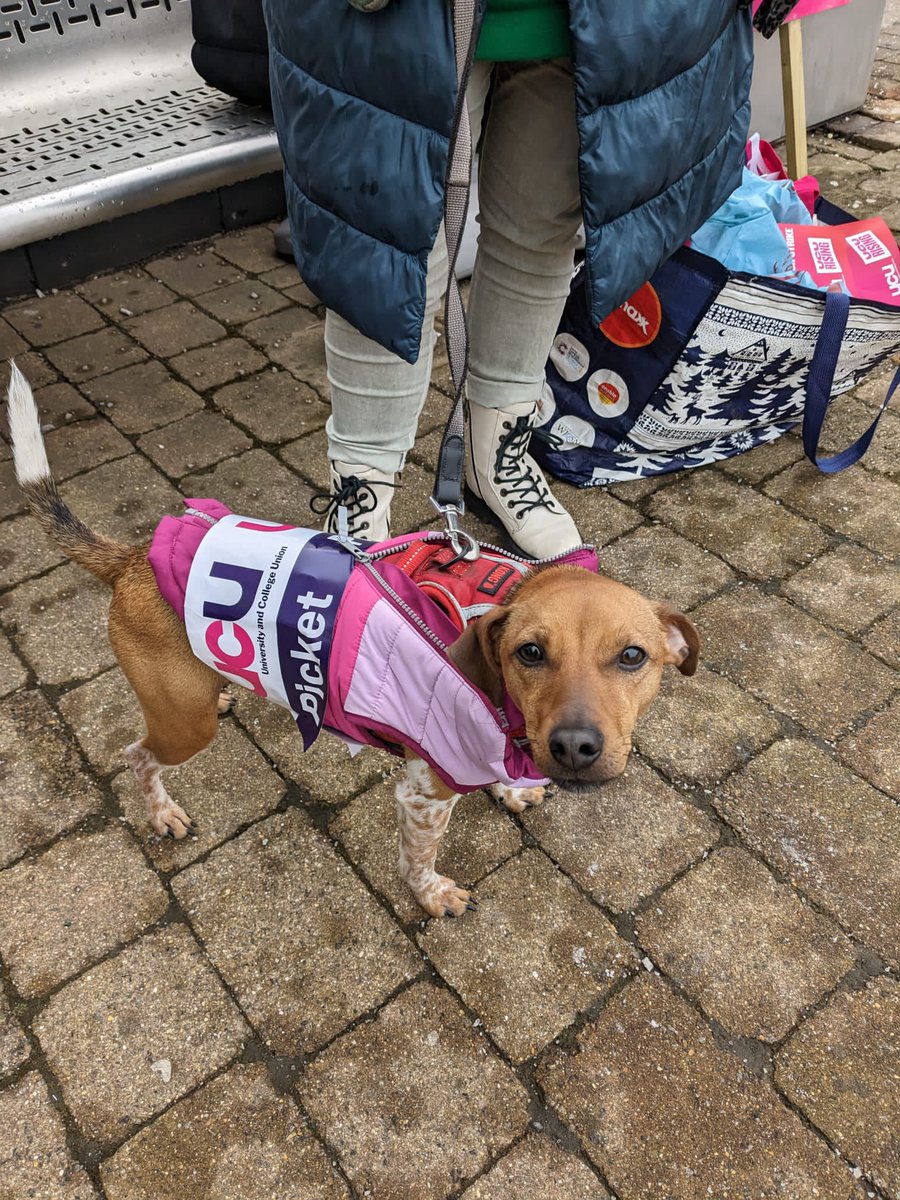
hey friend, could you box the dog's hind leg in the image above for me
[109,558,222,839]
[395,755,478,918]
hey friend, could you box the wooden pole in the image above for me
[779,17,809,179]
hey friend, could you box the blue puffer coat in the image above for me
[263,0,753,364]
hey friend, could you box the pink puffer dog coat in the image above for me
[148,499,598,794]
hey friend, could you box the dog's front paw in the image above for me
[414,876,478,919]
[491,783,545,813]
[217,689,237,716]
[149,799,197,840]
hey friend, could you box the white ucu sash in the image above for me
[183,515,354,748]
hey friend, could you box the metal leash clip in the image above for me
[432,498,480,564]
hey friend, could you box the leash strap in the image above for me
[431,0,481,560]
[803,288,900,473]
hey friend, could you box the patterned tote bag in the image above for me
[533,199,900,486]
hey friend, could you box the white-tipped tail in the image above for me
[6,360,50,485]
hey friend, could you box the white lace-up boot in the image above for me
[315,461,397,541]
[466,402,580,558]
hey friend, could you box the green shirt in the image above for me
[475,0,571,61]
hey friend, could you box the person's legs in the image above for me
[320,62,493,538]
[466,58,583,556]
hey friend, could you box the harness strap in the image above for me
[432,0,481,561]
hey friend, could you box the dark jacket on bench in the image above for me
[191,0,271,109]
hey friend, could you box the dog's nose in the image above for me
[549,725,604,772]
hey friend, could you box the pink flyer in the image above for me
[780,218,900,306]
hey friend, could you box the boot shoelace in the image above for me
[493,416,561,519]
[310,474,398,535]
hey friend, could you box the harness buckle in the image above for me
[431,498,480,564]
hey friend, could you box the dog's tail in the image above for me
[6,361,132,586]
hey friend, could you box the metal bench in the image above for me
[0,0,282,289]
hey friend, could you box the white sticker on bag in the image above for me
[550,415,595,451]
[550,333,590,382]
[586,369,630,418]
[534,380,557,427]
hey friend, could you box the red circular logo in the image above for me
[600,282,662,350]
[596,380,621,405]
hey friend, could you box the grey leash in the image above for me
[431,0,481,561]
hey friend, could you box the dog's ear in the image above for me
[656,604,700,676]
[447,607,509,706]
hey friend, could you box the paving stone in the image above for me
[0,991,29,1078]
[553,483,642,549]
[298,982,529,1200]
[76,268,177,317]
[837,696,900,798]
[41,417,132,481]
[0,347,58,391]
[648,471,829,578]
[101,1063,350,1200]
[34,926,247,1143]
[81,359,204,435]
[694,587,896,740]
[168,336,268,391]
[818,394,900,480]
[32,380,96,427]
[0,315,27,359]
[4,292,105,347]
[182,448,315,528]
[765,461,900,557]
[284,280,322,308]
[44,327,147,381]
[864,607,900,668]
[145,249,244,296]
[59,667,142,774]
[538,974,862,1200]
[0,631,27,697]
[0,825,168,997]
[125,302,225,358]
[234,692,386,801]
[114,719,285,870]
[213,370,326,444]
[258,264,305,291]
[211,226,284,274]
[460,1134,608,1199]
[173,810,418,1053]
[523,757,719,913]
[807,152,873,183]
[851,358,899,413]
[0,457,27,518]
[194,279,290,325]
[777,976,900,1198]
[636,847,856,1041]
[241,307,323,377]
[718,740,900,969]
[137,410,251,478]
[330,776,521,924]
[60,455,181,544]
[0,512,67,586]
[422,849,633,1062]
[0,563,113,684]
[783,543,899,635]
[718,431,806,483]
[0,690,102,868]
[594,525,734,612]
[0,1071,98,1199]
[635,665,781,784]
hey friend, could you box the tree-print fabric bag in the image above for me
[533,198,900,486]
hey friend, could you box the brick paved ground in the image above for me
[1,18,899,1200]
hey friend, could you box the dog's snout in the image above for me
[549,725,604,772]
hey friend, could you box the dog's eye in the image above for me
[619,646,647,669]
[516,642,544,665]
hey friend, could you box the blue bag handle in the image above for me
[803,289,900,473]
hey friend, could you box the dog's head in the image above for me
[448,564,698,788]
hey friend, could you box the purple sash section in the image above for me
[276,533,355,749]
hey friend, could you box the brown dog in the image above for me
[7,364,698,917]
